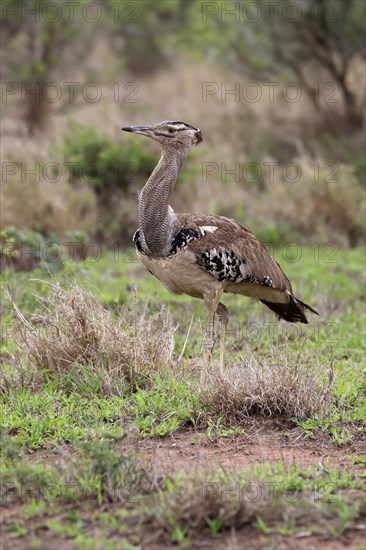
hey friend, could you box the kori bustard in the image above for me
[122,121,318,370]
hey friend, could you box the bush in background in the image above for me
[55,122,157,243]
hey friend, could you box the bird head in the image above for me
[121,120,203,149]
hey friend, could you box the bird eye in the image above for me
[168,127,175,133]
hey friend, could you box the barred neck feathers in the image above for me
[138,146,189,257]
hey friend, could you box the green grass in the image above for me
[1,388,123,449]
[1,246,365,547]
[1,247,365,445]
[1,433,364,548]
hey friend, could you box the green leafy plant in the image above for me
[57,122,156,194]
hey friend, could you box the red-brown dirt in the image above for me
[129,425,365,476]
[3,427,365,550]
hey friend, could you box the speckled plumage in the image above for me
[122,120,318,370]
[134,211,317,323]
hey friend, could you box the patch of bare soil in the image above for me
[4,425,365,550]
[129,424,365,476]
[136,427,366,549]
[3,525,365,550]
[147,528,366,550]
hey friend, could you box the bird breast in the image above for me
[137,248,223,299]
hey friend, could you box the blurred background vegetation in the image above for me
[1,0,365,271]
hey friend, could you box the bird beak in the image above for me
[121,125,152,137]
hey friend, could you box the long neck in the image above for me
[139,146,189,256]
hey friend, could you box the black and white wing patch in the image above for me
[168,225,220,257]
[169,227,200,256]
[200,247,275,287]
[133,226,204,257]
[200,248,247,282]
[134,224,222,258]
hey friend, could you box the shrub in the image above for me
[57,122,156,194]
[54,122,157,242]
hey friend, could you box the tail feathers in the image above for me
[260,294,319,324]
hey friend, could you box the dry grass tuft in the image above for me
[145,473,283,541]
[6,282,174,394]
[201,347,333,422]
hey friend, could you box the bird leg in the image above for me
[201,290,222,383]
[202,304,216,370]
[216,302,229,374]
